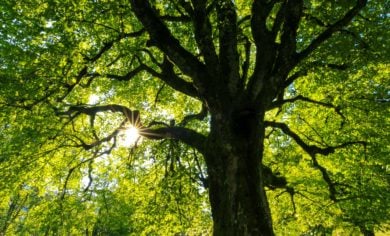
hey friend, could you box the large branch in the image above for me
[247,1,277,99]
[250,1,273,49]
[56,104,140,124]
[90,64,148,81]
[130,0,210,94]
[57,29,145,102]
[282,62,348,89]
[89,57,199,99]
[158,57,200,99]
[297,0,368,62]
[271,2,286,38]
[191,0,219,74]
[86,29,145,62]
[309,154,337,201]
[140,126,206,154]
[216,0,240,95]
[57,104,206,153]
[269,95,345,120]
[275,0,303,73]
[265,121,366,201]
[179,103,208,127]
[241,36,251,82]
[64,120,123,151]
[265,121,365,156]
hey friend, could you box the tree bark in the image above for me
[204,110,274,235]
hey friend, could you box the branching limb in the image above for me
[248,0,300,100]
[282,62,349,88]
[275,186,296,216]
[310,154,338,201]
[140,126,206,154]
[59,66,88,102]
[261,0,303,102]
[90,56,199,99]
[60,149,94,200]
[265,121,366,201]
[297,0,368,62]
[193,149,208,188]
[269,95,345,120]
[282,70,308,89]
[191,0,219,74]
[67,120,124,151]
[241,36,251,82]
[139,49,160,66]
[85,29,145,62]
[61,151,103,200]
[271,2,286,38]
[158,57,200,99]
[79,19,122,33]
[262,164,287,190]
[0,86,56,111]
[56,104,140,150]
[248,1,275,98]
[250,1,273,48]
[153,83,166,107]
[56,104,140,125]
[177,0,194,16]
[179,103,208,126]
[303,13,328,27]
[57,104,206,153]
[339,29,370,49]
[83,30,144,70]
[90,63,148,81]
[130,0,210,94]
[83,160,94,193]
[265,121,366,156]
[263,164,296,214]
[57,29,145,101]
[216,0,240,95]
[276,0,303,70]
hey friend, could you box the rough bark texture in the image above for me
[204,110,274,235]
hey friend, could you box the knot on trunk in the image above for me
[231,108,258,137]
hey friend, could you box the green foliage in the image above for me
[1,0,389,235]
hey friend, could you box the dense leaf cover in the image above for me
[0,0,389,235]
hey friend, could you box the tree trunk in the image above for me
[204,110,274,235]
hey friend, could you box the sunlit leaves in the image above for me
[265,55,389,235]
[1,0,389,234]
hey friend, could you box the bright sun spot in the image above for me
[45,20,55,28]
[88,94,100,104]
[119,125,140,147]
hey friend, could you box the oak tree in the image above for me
[1,0,389,235]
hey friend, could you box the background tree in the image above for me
[0,0,389,235]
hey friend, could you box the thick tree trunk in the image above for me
[204,111,274,235]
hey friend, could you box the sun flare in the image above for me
[120,125,140,146]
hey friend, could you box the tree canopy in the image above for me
[0,0,389,235]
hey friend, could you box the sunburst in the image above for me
[119,125,141,147]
